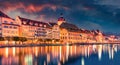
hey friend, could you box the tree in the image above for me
[12,36,20,44]
[38,38,43,43]
[46,39,52,43]
[20,37,27,44]
[0,37,4,41]
[5,36,11,45]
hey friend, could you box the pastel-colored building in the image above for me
[49,22,60,40]
[0,11,106,44]
[57,15,82,43]
[16,16,51,39]
[0,11,19,37]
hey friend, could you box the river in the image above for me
[0,44,120,65]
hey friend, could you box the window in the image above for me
[35,23,38,26]
[9,26,12,28]
[39,24,42,27]
[23,21,26,24]
[14,27,17,29]
[10,22,13,24]
[44,25,46,27]
[4,26,8,28]
[4,21,8,23]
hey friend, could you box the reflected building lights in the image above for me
[66,45,69,60]
[75,45,76,55]
[58,61,61,65]
[12,47,16,56]
[87,46,90,57]
[108,47,112,59]
[5,48,8,57]
[59,46,62,60]
[25,55,33,65]
[85,47,87,57]
[44,61,46,65]
[47,53,50,63]
[35,47,38,57]
[0,44,120,65]
[111,48,114,59]
[81,57,85,65]
[70,46,73,56]
[98,45,102,60]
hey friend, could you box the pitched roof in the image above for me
[60,22,79,32]
[18,16,51,28]
[58,17,65,21]
[49,22,57,27]
[0,11,11,19]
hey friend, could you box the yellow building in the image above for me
[16,16,60,43]
[49,22,60,42]
[16,16,51,39]
[57,15,82,44]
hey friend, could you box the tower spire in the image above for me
[60,13,63,17]
[57,13,65,25]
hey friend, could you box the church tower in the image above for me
[57,13,66,25]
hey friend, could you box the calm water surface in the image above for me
[0,44,120,65]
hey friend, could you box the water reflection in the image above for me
[0,44,120,65]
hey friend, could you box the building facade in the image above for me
[16,16,51,39]
[0,11,19,37]
[0,11,106,44]
[57,15,82,43]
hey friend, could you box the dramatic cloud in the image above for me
[0,0,120,33]
[0,2,69,13]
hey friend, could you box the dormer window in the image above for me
[39,24,42,27]
[44,25,46,27]
[35,23,38,26]
[4,21,8,23]
[29,22,33,25]
[23,21,26,24]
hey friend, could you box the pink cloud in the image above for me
[0,2,69,13]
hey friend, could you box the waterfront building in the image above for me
[49,22,60,43]
[57,15,82,43]
[0,11,106,44]
[0,11,19,37]
[93,30,105,43]
[16,16,51,43]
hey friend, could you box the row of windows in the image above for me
[68,33,80,36]
[61,33,80,36]
[23,21,47,27]
[4,26,17,29]
[23,26,45,30]
[3,30,18,34]
[61,37,81,40]
[29,30,46,33]
[4,21,15,24]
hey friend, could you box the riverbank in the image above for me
[0,42,120,48]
